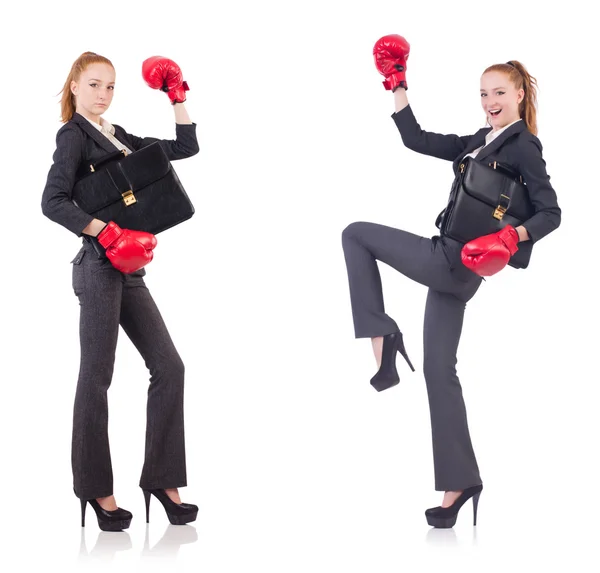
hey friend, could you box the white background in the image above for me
[1,1,598,572]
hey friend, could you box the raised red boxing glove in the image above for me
[460,225,519,277]
[141,56,189,104]
[373,34,410,91]
[97,221,158,274]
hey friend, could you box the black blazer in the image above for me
[41,112,200,237]
[392,104,561,244]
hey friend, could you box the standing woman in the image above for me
[341,35,561,528]
[41,52,200,531]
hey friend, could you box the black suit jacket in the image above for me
[392,104,561,244]
[41,112,200,237]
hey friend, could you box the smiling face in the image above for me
[70,63,115,123]
[480,71,524,131]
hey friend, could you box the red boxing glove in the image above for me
[141,56,189,104]
[461,226,519,277]
[373,34,410,91]
[97,221,158,274]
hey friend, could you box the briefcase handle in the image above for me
[488,160,523,183]
[88,149,128,173]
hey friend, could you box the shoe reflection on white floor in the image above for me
[425,524,478,545]
[425,527,458,546]
[78,527,132,561]
[141,523,198,560]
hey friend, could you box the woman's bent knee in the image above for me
[342,221,370,243]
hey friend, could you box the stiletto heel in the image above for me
[424,484,483,528]
[397,334,415,372]
[472,491,481,526]
[141,488,198,525]
[370,331,415,392]
[79,498,133,531]
[144,489,151,523]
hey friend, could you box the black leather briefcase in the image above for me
[72,142,195,236]
[436,157,535,269]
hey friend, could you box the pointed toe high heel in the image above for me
[425,484,483,528]
[80,499,133,531]
[143,488,198,525]
[370,331,415,392]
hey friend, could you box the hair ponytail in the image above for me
[57,51,114,123]
[483,60,539,135]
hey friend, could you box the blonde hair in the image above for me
[58,51,114,123]
[482,60,539,136]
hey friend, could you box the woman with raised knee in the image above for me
[341,35,561,528]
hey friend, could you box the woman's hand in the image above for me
[142,56,189,104]
[97,221,157,274]
[460,225,519,277]
[373,34,410,92]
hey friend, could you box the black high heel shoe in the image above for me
[80,498,133,531]
[370,331,415,392]
[425,484,483,528]
[142,488,198,525]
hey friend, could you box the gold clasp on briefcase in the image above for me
[122,189,137,206]
[493,194,510,220]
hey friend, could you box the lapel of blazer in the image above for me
[70,112,119,155]
[472,119,527,164]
